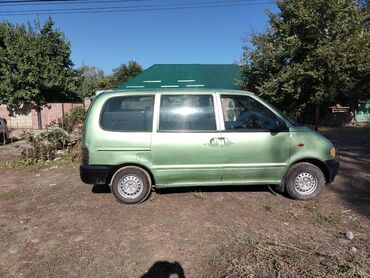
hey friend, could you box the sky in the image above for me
[0,1,278,73]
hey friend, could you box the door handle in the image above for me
[210,137,218,145]
[217,137,225,146]
[210,137,226,146]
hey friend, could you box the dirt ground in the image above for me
[0,127,369,277]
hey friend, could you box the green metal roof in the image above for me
[116,64,242,90]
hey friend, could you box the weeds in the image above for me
[205,232,370,277]
[190,191,206,199]
[263,204,274,212]
[0,265,7,278]
[313,213,342,226]
[1,142,81,169]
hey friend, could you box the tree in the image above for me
[77,61,143,98]
[0,18,79,128]
[77,65,106,99]
[240,0,370,127]
[110,60,143,88]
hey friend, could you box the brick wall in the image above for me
[0,103,84,130]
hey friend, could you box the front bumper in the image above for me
[325,159,340,183]
[80,164,112,185]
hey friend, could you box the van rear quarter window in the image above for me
[100,95,154,132]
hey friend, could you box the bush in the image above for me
[33,127,70,150]
[19,127,70,161]
[62,106,86,133]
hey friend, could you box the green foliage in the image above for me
[2,158,35,168]
[110,60,143,88]
[77,65,106,98]
[1,142,81,168]
[241,0,370,120]
[17,127,70,161]
[0,18,80,113]
[77,61,142,98]
[33,127,70,150]
[62,106,86,133]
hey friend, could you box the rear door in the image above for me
[218,93,291,184]
[90,94,154,165]
[151,93,222,187]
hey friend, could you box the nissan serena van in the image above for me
[80,89,339,204]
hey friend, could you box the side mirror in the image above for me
[269,119,288,132]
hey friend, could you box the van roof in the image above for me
[97,88,255,96]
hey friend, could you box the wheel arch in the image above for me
[288,158,330,184]
[108,163,156,187]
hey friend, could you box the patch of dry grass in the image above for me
[205,232,369,278]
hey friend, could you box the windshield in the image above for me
[252,95,301,127]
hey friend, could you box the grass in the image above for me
[349,219,370,234]
[190,191,206,200]
[205,231,370,277]
[0,190,27,202]
[0,141,81,169]
[0,265,7,278]
[312,213,342,226]
[263,204,274,212]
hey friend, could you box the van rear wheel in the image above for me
[284,162,325,200]
[111,166,152,204]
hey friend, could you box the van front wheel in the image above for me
[284,162,325,200]
[111,166,152,204]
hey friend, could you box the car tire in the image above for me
[284,162,325,200]
[111,166,152,204]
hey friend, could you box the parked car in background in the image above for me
[0,118,10,144]
[80,89,339,204]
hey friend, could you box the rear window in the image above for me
[100,95,154,132]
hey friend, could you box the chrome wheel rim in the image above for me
[294,173,317,195]
[118,175,143,199]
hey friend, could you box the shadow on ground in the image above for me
[141,261,185,278]
[321,126,370,220]
[92,183,276,196]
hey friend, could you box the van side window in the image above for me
[100,95,154,132]
[221,95,277,131]
[159,95,216,131]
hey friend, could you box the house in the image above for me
[116,64,242,90]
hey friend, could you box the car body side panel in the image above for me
[151,132,222,187]
[220,131,291,184]
[289,126,334,164]
[83,92,154,170]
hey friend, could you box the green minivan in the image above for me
[80,89,339,204]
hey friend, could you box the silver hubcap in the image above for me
[294,173,317,195]
[118,175,143,199]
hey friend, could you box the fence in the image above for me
[0,103,85,130]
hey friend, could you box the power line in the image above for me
[0,0,96,4]
[0,0,271,13]
[0,0,154,6]
[0,0,274,16]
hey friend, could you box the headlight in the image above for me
[329,147,336,158]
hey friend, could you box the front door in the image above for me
[219,94,291,184]
[151,94,222,187]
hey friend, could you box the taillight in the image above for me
[82,146,89,165]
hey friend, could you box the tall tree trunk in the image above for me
[36,106,42,130]
[314,105,319,131]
